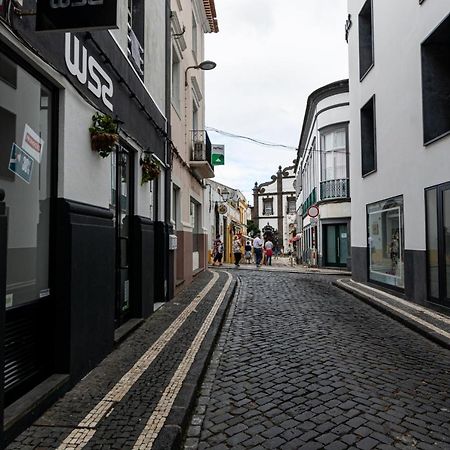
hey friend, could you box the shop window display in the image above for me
[367,196,404,288]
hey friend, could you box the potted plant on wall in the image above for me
[89,112,119,158]
[140,153,161,185]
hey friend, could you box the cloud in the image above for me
[205,0,348,206]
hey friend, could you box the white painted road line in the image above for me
[132,271,234,450]
[342,281,450,340]
[350,280,450,325]
[57,271,220,450]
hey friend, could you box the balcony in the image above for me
[302,188,317,216]
[320,178,350,201]
[190,130,215,179]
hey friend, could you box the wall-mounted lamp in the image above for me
[185,60,217,86]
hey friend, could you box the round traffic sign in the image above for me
[307,205,319,218]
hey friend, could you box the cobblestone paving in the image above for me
[185,271,450,450]
[7,270,235,450]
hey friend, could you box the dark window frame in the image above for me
[360,95,377,177]
[421,12,450,146]
[358,0,374,81]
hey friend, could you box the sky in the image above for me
[204,0,349,204]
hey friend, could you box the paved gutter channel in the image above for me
[334,279,450,351]
[6,270,238,450]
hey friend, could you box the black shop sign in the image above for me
[36,0,118,32]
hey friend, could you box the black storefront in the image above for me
[0,2,173,445]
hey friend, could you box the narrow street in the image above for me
[185,270,450,450]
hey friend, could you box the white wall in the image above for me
[348,0,450,250]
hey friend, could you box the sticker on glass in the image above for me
[22,124,44,163]
[9,144,34,184]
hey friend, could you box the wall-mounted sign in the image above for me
[22,124,44,163]
[212,144,225,166]
[65,33,114,111]
[218,204,228,215]
[36,0,118,32]
[307,205,319,218]
[9,144,34,184]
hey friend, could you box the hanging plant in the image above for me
[89,112,119,158]
[140,154,161,185]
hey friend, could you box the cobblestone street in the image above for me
[185,270,450,450]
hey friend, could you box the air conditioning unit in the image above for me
[193,141,205,161]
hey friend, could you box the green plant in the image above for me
[140,154,161,185]
[89,112,119,158]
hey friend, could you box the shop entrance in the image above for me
[0,52,55,405]
[323,224,348,267]
[112,146,134,326]
[426,183,450,308]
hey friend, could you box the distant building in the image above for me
[253,166,296,252]
[294,80,350,268]
[205,180,250,263]
[348,1,450,308]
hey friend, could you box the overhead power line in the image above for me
[206,127,297,150]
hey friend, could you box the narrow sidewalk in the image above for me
[6,270,237,450]
[335,278,450,350]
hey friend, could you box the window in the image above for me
[192,99,198,131]
[321,127,347,181]
[421,13,450,144]
[367,196,404,288]
[287,198,296,214]
[263,198,273,215]
[0,54,53,308]
[172,184,180,228]
[128,0,145,76]
[192,13,198,57]
[360,95,376,176]
[358,0,374,80]
[190,199,200,252]
[171,50,181,111]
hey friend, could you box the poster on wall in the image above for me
[36,0,118,32]
[9,144,34,184]
[22,124,44,163]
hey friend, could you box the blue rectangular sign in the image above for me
[9,144,34,184]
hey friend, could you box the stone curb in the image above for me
[152,274,238,450]
[333,279,450,351]
[212,265,351,276]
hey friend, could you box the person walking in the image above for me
[264,239,274,266]
[232,236,242,267]
[244,240,252,264]
[253,233,264,267]
[212,234,223,266]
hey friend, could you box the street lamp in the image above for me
[220,187,231,202]
[185,60,217,86]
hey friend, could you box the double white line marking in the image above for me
[58,270,230,449]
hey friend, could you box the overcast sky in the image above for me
[204,0,349,204]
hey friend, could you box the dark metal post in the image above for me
[0,188,7,447]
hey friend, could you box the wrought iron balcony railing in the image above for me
[320,178,350,200]
[190,130,214,179]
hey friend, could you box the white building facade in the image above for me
[295,80,350,268]
[348,0,450,309]
[253,166,296,253]
[170,0,218,291]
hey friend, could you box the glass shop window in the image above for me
[0,53,53,308]
[367,196,404,288]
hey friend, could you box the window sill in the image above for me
[423,129,450,147]
[362,167,377,178]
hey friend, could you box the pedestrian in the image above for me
[232,236,242,267]
[253,233,264,267]
[244,240,252,264]
[264,239,274,266]
[212,234,223,266]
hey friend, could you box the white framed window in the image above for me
[192,13,198,57]
[321,127,347,181]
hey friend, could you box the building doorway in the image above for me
[111,146,134,326]
[323,224,348,267]
[426,182,450,308]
